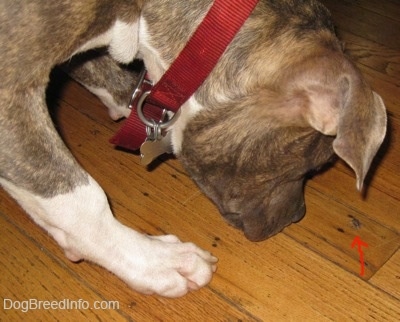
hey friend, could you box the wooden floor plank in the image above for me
[370,250,400,300]
[321,0,400,50]
[339,30,400,82]
[310,165,400,232]
[286,186,400,278]
[338,0,400,22]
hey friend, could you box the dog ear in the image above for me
[299,65,387,190]
[332,88,386,190]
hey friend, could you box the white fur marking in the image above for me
[73,20,139,64]
[138,18,168,81]
[109,20,139,63]
[73,30,113,57]
[85,85,131,120]
[170,97,205,154]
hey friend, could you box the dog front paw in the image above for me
[150,235,218,296]
[120,234,217,298]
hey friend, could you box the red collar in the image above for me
[110,0,259,151]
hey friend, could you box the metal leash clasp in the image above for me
[130,67,181,165]
[128,68,153,110]
[131,67,180,138]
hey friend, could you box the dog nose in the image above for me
[291,204,306,223]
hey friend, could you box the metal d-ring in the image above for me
[136,91,180,130]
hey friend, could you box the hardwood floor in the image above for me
[1,0,399,320]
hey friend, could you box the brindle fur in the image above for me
[0,0,144,197]
[0,0,386,242]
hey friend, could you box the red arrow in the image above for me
[351,236,369,276]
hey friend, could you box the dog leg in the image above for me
[0,87,216,297]
[0,177,217,297]
[62,50,139,120]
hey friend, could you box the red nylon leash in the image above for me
[110,0,259,150]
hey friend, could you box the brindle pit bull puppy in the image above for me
[0,0,386,297]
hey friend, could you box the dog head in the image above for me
[180,55,386,241]
[177,14,386,242]
[140,0,386,241]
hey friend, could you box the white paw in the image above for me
[121,234,218,297]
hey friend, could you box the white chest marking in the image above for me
[170,97,204,154]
